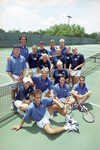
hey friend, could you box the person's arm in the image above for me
[74,62,85,71]
[69,63,72,72]
[83,90,92,97]
[7,72,17,81]
[49,89,54,98]
[22,99,31,105]
[53,97,64,109]
[11,117,25,131]
[70,90,79,98]
[64,97,69,104]
[37,67,40,73]
[64,63,66,69]
[50,64,54,72]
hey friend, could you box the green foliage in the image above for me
[0,24,100,39]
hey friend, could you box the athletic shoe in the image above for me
[65,115,79,126]
[17,109,25,116]
[79,105,88,112]
[64,122,79,132]
[72,103,79,110]
[11,102,15,110]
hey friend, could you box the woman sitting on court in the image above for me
[51,61,69,85]
[37,53,51,73]
[28,45,40,74]
[69,47,85,87]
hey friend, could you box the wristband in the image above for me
[62,106,65,110]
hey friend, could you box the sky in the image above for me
[0,0,100,34]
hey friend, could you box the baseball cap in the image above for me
[39,41,44,45]
[13,44,20,49]
[23,77,31,83]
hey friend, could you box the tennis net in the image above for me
[0,52,100,123]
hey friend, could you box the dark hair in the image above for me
[34,89,42,97]
[19,35,27,43]
[79,76,85,80]
[59,75,66,80]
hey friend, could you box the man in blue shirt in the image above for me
[53,75,78,125]
[6,44,27,110]
[59,39,66,55]
[71,76,92,112]
[48,39,56,60]
[14,77,33,115]
[31,67,54,97]
[11,89,79,133]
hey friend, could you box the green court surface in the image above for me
[0,44,100,150]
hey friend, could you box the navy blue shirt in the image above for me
[11,44,29,62]
[37,48,48,58]
[51,55,66,69]
[24,97,53,121]
[15,84,33,101]
[28,53,39,68]
[53,69,69,85]
[37,58,51,70]
[31,75,53,92]
[71,53,85,70]
[63,52,73,68]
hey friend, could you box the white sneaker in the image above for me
[64,122,79,132]
[65,115,79,126]
[17,109,25,116]
[11,102,15,110]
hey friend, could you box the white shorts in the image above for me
[30,68,37,74]
[14,100,28,109]
[9,75,22,90]
[36,109,53,129]
[75,70,81,77]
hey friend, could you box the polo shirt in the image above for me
[15,84,33,101]
[37,48,48,58]
[59,46,66,55]
[11,44,29,62]
[28,53,39,68]
[37,58,51,70]
[53,83,70,98]
[6,55,27,76]
[72,82,90,95]
[31,75,53,92]
[48,47,56,56]
[24,97,53,121]
[53,69,69,85]
[63,52,73,68]
[71,53,85,70]
[51,55,66,69]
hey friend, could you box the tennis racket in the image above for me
[65,103,72,114]
[70,70,77,76]
[82,111,95,123]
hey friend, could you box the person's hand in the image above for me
[74,67,78,71]
[78,95,83,99]
[69,68,71,72]
[11,126,21,131]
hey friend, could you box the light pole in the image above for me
[67,16,72,26]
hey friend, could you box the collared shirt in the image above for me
[31,75,53,92]
[11,44,29,62]
[59,46,66,55]
[37,48,48,58]
[53,83,70,98]
[71,53,85,70]
[53,69,69,85]
[63,52,73,68]
[37,58,51,70]
[51,55,66,69]
[15,85,33,101]
[48,47,56,56]
[24,97,53,121]
[28,53,39,68]
[6,55,27,76]
[72,82,90,95]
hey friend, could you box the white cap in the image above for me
[23,77,31,83]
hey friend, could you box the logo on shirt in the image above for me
[41,105,44,108]
[64,90,66,92]
[77,56,80,58]
[45,83,48,85]
[20,60,23,63]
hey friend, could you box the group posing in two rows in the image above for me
[6,35,92,134]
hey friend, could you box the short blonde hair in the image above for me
[72,47,78,51]
[41,67,49,72]
[50,39,55,43]
[59,39,65,43]
[32,45,37,49]
[42,53,49,61]
[57,61,63,67]
[56,47,61,51]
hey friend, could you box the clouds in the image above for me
[0,0,100,33]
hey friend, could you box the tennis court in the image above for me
[0,44,100,150]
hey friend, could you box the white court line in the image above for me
[0,61,7,63]
[89,102,100,108]
[0,73,9,77]
[0,54,8,57]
